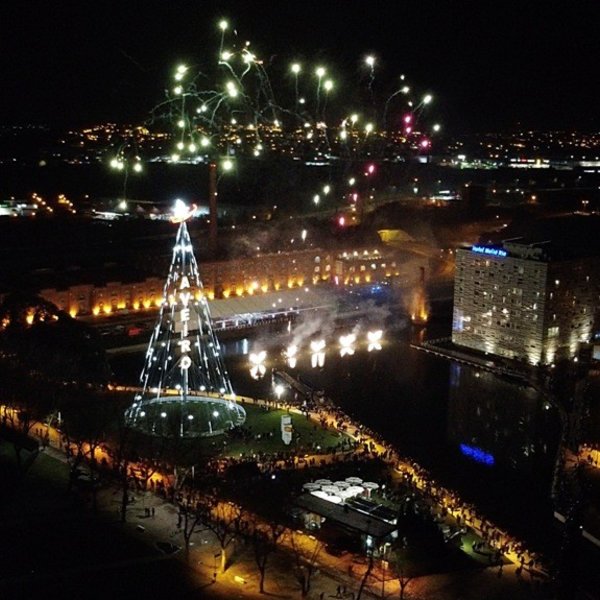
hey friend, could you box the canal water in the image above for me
[110,305,561,550]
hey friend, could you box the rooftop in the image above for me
[480,214,600,261]
[295,493,397,539]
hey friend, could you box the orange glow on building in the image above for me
[410,286,429,324]
[27,245,405,321]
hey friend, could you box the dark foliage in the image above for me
[0,291,110,383]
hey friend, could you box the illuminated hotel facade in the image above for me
[452,241,598,365]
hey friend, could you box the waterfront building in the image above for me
[452,225,599,365]
[3,245,398,320]
[333,248,401,285]
[21,250,334,317]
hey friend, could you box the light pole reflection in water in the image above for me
[310,339,326,368]
[339,333,356,357]
[249,350,267,380]
[285,344,298,368]
[367,329,383,352]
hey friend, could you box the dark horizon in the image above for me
[2,1,600,133]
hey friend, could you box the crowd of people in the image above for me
[19,386,549,577]
[235,393,549,574]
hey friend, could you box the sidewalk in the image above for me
[95,483,379,599]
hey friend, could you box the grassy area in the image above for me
[204,403,348,457]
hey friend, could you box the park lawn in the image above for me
[207,403,348,457]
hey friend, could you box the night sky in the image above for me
[2,1,600,132]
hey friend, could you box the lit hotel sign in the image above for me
[471,245,507,258]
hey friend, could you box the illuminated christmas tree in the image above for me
[126,201,245,437]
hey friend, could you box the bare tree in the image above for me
[248,519,286,594]
[176,493,208,563]
[132,456,161,492]
[390,547,415,600]
[195,492,246,573]
[59,390,113,511]
[102,398,136,523]
[287,530,325,597]
[356,552,375,600]
[0,370,55,476]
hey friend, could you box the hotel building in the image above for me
[452,237,599,365]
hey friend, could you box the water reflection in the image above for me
[222,337,249,356]
[339,334,356,357]
[248,350,267,380]
[284,344,298,369]
[310,339,326,368]
[447,363,557,472]
[109,322,560,536]
[366,329,383,352]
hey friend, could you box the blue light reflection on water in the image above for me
[459,443,495,466]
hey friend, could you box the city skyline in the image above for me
[1,4,600,599]
[2,1,600,132]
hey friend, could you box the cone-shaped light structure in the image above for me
[126,211,245,437]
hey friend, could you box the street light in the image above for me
[291,63,301,111]
[226,81,238,98]
[315,67,326,114]
[175,65,187,81]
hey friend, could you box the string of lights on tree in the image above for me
[126,200,246,437]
